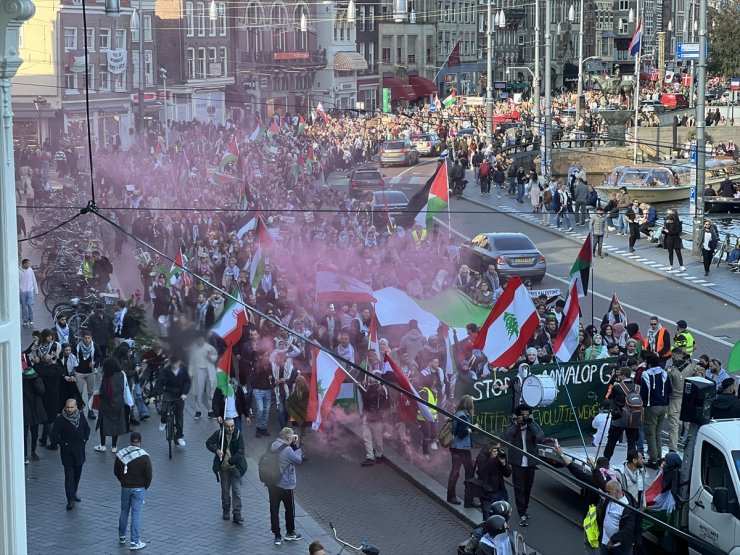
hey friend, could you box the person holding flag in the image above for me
[205,417,248,524]
[212,360,251,434]
[359,368,390,467]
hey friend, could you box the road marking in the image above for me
[703,283,716,286]
[442,221,736,348]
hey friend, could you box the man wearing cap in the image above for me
[666,348,694,452]
[673,320,695,357]
[114,432,153,551]
[710,379,740,419]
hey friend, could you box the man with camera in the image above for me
[503,404,544,527]
[268,427,304,545]
[468,439,512,521]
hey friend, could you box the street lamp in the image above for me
[347,0,356,23]
[33,96,47,146]
[105,0,121,16]
[569,0,585,124]
[131,4,145,135]
[393,0,407,22]
[209,0,217,21]
[486,4,507,138]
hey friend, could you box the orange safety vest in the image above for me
[643,327,671,359]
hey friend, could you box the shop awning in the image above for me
[382,77,417,101]
[408,75,438,97]
[334,51,368,71]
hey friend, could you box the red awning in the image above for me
[408,75,439,97]
[383,77,417,101]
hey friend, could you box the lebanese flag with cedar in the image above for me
[315,270,376,303]
[384,354,436,423]
[307,347,346,431]
[553,277,581,362]
[473,277,539,367]
[209,287,248,346]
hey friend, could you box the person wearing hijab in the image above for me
[585,334,609,360]
[94,358,128,453]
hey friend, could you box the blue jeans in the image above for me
[133,383,149,419]
[254,388,272,430]
[508,176,516,194]
[557,212,573,229]
[277,396,288,429]
[119,487,146,543]
[516,182,525,202]
[618,211,628,233]
[19,290,34,322]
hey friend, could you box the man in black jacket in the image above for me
[150,354,191,446]
[114,432,153,550]
[503,404,544,527]
[87,304,114,358]
[603,367,641,462]
[470,439,512,521]
[711,378,740,419]
[596,480,638,554]
[50,398,90,511]
[206,419,248,523]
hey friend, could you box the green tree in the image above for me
[708,2,740,77]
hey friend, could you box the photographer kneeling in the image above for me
[503,404,544,527]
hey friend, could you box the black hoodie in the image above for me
[710,392,740,419]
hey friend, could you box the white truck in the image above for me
[543,377,740,554]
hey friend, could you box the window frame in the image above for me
[99,28,111,51]
[218,3,227,36]
[197,2,206,37]
[64,27,77,51]
[86,27,95,52]
[186,2,195,37]
[64,70,78,93]
[99,65,111,91]
[186,47,196,79]
[114,29,126,50]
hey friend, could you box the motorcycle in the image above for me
[451,178,468,199]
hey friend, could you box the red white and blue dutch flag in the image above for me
[629,20,642,57]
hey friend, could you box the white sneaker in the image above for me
[111,446,118,454]
[93,445,106,452]
[158,423,165,432]
[680,266,686,271]
[176,438,186,447]
[667,266,673,271]
[130,541,146,551]
[430,441,439,451]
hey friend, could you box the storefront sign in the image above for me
[273,52,310,61]
[460,358,618,440]
[382,88,391,113]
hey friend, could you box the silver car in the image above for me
[413,133,442,156]
[379,140,419,167]
[460,232,547,283]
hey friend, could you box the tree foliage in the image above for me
[708,1,740,77]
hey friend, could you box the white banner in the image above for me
[106,49,127,74]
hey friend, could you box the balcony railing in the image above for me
[239,49,327,68]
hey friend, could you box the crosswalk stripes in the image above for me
[702,283,716,286]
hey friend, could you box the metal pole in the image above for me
[533,0,540,131]
[544,0,552,177]
[162,70,169,150]
[486,0,493,139]
[692,0,707,254]
[575,0,584,124]
[137,0,145,135]
[632,0,640,164]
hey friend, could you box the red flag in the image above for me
[448,39,461,67]
[384,354,436,423]
[307,348,346,431]
[217,345,232,375]
[569,231,593,298]
[553,277,580,362]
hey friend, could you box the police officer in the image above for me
[673,320,695,357]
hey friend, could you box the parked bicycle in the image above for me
[329,523,379,555]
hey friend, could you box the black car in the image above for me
[348,167,385,199]
[460,232,547,283]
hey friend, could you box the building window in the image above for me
[100,65,111,91]
[618,0,629,10]
[360,6,366,31]
[86,28,95,52]
[187,47,196,78]
[209,46,218,76]
[114,29,126,50]
[186,2,194,36]
[64,71,78,92]
[218,3,227,36]
[368,41,374,71]
[210,8,217,35]
[81,64,94,92]
[198,47,207,78]
[64,27,77,51]
[144,15,153,41]
[100,28,111,50]
[369,6,374,30]
[114,71,126,92]
[145,50,153,85]
[220,46,228,76]
[197,2,206,36]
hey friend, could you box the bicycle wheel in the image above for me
[67,312,91,342]
[51,302,77,320]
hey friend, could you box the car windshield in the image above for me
[385,141,406,149]
[355,171,381,179]
[414,135,430,141]
[374,192,408,205]
[492,236,535,250]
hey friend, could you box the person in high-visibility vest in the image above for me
[411,223,427,250]
[673,319,695,357]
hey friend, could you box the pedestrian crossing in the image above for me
[466,192,719,289]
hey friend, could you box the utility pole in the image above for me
[135,0,144,135]
[533,0,540,133]
[486,0,493,139]
[160,68,169,150]
[543,0,552,177]
[693,0,707,254]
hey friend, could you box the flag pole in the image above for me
[555,357,590,460]
[433,38,462,86]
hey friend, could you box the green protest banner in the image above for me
[460,358,619,441]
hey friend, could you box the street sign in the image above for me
[677,42,700,61]
[731,78,740,91]
[428,102,437,113]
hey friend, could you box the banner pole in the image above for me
[555,358,590,460]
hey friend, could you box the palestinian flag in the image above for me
[217,345,235,382]
[569,230,593,298]
[281,121,291,134]
[249,217,276,290]
[728,341,740,373]
[210,287,248,346]
[403,160,449,231]
[442,91,457,107]
[220,137,239,168]
[552,276,580,362]
[238,188,249,211]
[267,122,281,139]
[249,125,265,141]
[168,248,191,288]
[236,209,261,240]
[296,115,308,136]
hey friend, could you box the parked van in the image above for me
[661,93,690,109]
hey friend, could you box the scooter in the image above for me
[330,522,380,555]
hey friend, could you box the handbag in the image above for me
[121,371,135,407]
[437,417,454,448]
[91,393,101,410]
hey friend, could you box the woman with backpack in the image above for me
[447,395,477,508]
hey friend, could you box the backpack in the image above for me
[587,189,599,207]
[543,188,553,210]
[618,382,644,429]
[258,443,289,486]
[437,417,454,448]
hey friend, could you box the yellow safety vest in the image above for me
[417,387,437,421]
[674,331,695,356]
[411,229,427,249]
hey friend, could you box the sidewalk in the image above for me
[461,179,739,306]
[25,407,342,554]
